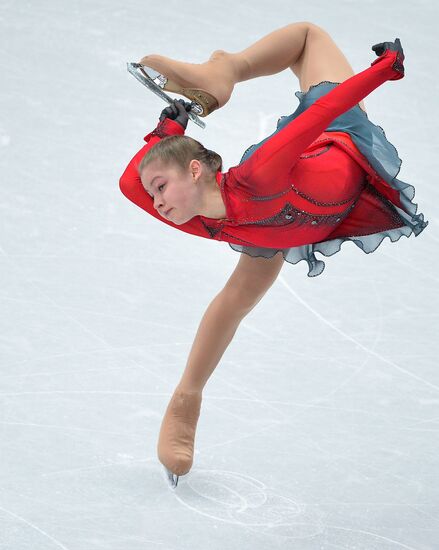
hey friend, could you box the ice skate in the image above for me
[163,465,179,489]
[136,50,237,117]
[127,62,206,129]
[157,388,202,489]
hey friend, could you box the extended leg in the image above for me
[139,22,366,115]
[139,22,311,114]
[229,22,310,82]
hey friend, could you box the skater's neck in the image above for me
[198,173,227,220]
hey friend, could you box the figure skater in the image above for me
[119,22,428,487]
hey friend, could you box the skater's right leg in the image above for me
[229,22,310,82]
[140,22,368,115]
[229,22,366,112]
[139,22,312,114]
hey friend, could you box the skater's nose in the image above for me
[156,201,170,216]
[153,196,164,211]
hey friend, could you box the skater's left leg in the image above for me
[178,251,284,393]
[158,252,284,478]
[157,287,257,477]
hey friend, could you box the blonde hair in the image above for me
[138,135,222,180]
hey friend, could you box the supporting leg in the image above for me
[157,282,273,480]
[177,287,253,393]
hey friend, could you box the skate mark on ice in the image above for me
[278,273,439,392]
[2,341,194,374]
[0,505,71,550]
[167,469,325,538]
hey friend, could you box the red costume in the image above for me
[120,49,428,275]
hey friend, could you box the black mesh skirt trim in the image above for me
[229,81,429,277]
[228,216,426,278]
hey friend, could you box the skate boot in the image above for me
[157,387,202,488]
[138,50,237,117]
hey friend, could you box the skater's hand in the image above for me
[371,38,405,80]
[159,98,193,130]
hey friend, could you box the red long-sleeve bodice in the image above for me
[120,49,407,249]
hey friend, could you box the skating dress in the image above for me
[119,50,428,276]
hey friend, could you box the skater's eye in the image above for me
[145,175,165,198]
[146,182,165,199]
[150,184,165,199]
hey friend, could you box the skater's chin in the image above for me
[163,208,174,218]
[167,209,185,225]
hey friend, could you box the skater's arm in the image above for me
[143,116,185,144]
[235,49,403,185]
[119,117,185,222]
[119,118,209,238]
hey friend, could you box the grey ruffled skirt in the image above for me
[230,81,429,277]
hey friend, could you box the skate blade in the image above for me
[135,63,207,118]
[136,65,218,117]
[127,63,206,129]
[163,465,179,489]
[139,65,219,118]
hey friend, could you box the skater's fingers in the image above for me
[372,43,384,54]
[395,37,404,52]
[160,102,179,122]
[172,98,192,112]
[179,99,192,111]
[174,100,187,111]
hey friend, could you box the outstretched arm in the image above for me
[235,47,404,188]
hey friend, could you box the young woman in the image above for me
[119,23,428,487]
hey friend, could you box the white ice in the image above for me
[1,0,438,549]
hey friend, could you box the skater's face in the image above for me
[140,160,207,225]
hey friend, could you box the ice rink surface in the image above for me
[1,0,438,548]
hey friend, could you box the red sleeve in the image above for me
[234,49,403,193]
[119,117,210,239]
